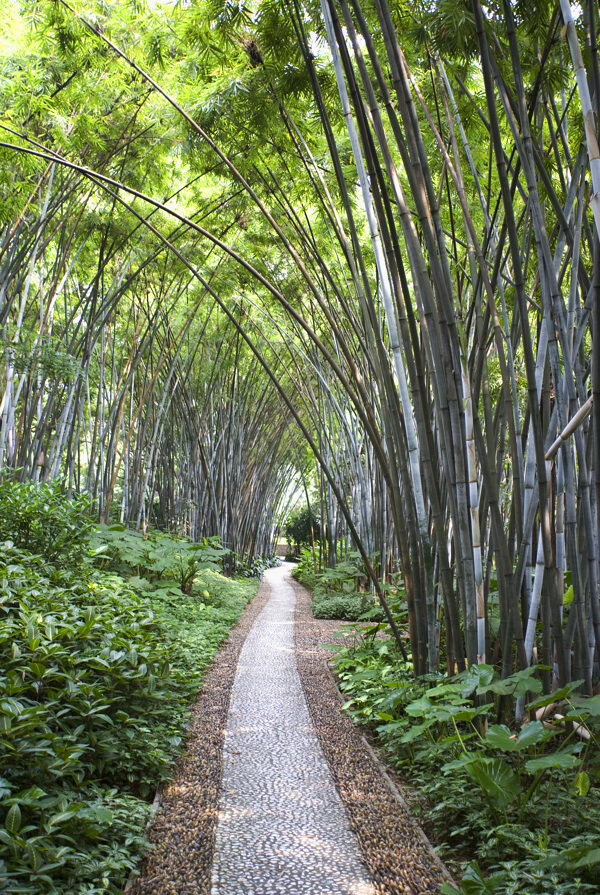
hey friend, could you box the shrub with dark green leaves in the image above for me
[312,591,383,621]
[0,479,92,566]
[0,544,164,892]
[0,493,257,893]
[293,549,382,620]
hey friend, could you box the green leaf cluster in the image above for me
[0,480,92,567]
[333,641,600,893]
[0,484,256,893]
[284,507,321,555]
[91,524,228,594]
[293,546,383,620]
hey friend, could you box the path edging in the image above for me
[292,573,456,894]
[324,664,456,887]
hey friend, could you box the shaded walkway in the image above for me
[131,565,451,895]
[211,564,374,895]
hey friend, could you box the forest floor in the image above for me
[130,564,453,895]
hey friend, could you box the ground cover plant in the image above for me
[0,483,257,894]
[332,636,600,894]
[293,547,383,621]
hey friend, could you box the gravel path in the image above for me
[211,564,374,895]
[292,574,452,894]
[129,579,272,895]
[130,564,452,895]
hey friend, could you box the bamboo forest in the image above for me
[2,0,600,892]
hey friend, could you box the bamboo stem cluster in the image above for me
[2,0,600,687]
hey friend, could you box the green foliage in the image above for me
[91,524,227,594]
[293,547,383,620]
[234,552,280,578]
[291,546,319,590]
[4,340,81,384]
[293,545,357,589]
[0,542,163,891]
[411,0,479,61]
[149,567,255,685]
[312,591,379,620]
[0,1,596,887]
[0,480,92,567]
[283,507,320,555]
[314,560,361,595]
[333,643,600,893]
[0,488,257,893]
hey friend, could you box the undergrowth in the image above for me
[292,547,384,621]
[0,482,256,894]
[333,636,600,894]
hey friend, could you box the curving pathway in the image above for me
[211,564,374,895]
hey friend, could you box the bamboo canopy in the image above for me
[1,0,600,690]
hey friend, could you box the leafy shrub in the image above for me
[291,548,319,590]
[91,525,227,593]
[284,507,320,555]
[0,544,164,891]
[234,553,280,578]
[312,591,383,621]
[0,479,92,566]
[333,642,600,893]
[293,548,382,620]
[0,492,256,893]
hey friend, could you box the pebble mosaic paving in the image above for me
[211,564,375,895]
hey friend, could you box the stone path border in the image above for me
[292,575,455,895]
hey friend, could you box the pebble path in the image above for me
[292,575,452,894]
[131,565,451,894]
[211,564,375,895]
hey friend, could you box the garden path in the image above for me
[210,564,374,895]
[132,564,450,895]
